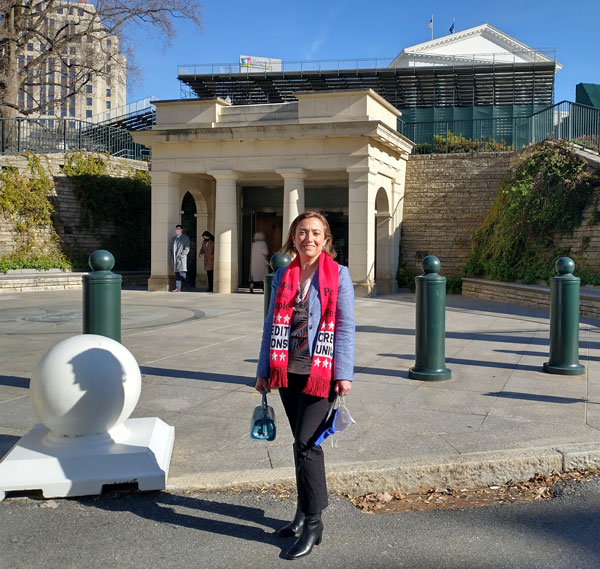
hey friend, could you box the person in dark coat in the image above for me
[199,230,215,292]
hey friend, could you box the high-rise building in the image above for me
[17,0,126,125]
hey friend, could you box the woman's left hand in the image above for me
[334,380,352,397]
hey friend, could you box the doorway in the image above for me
[375,187,392,293]
[181,191,197,287]
[241,211,282,288]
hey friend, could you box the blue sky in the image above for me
[126,0,599,106]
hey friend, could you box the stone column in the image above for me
[276,169,305,244]
[347,167,378,297]
[209,170,239,293]
[148,171,181,291]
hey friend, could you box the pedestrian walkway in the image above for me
[1,288,600,496]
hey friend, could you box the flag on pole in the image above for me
[428,17,433,29]
[449,19,455,33]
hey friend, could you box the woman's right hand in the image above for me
[255,376,270,393]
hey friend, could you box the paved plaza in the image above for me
[2,288,600,495]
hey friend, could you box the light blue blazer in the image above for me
[257,263,355,382]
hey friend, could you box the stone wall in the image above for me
[401,152,513,277]
[462,278,550,311]
[0,153,148,260]
[0,270,150,292]
[554,152,600,273]
[51,176,112,259]
[400,148,600,281]
[462,277,600,320]
[0,214,57,257]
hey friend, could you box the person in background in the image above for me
[199,230,215,292]
[255,211,355,560]
[170,224,190,292]
[249,231,269,293]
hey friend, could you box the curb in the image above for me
[167,443,600,496]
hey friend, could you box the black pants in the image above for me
[279,373,336,515]
[206,270,214,292]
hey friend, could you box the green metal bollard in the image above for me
[83,250,122,342]
[543,257,585,375]
[263,252,292,318]
[409,256,451,381]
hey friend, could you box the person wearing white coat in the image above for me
[249,232,269,293]
[170,225,190,292]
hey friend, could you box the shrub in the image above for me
[464,141,600,284]
[433,132,511,153]
[0,252,71,274]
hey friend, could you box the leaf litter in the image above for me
[347,468,600,514]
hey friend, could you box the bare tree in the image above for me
[0,0,202,120]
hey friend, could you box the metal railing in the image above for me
[178,58,396,76]
[401,101,600,154]
[3,102,596,160]
[0,117,150,160]
[88,96,158,125]
[514,101,600,153]
[401,118,515,153]
[177,49,558,76]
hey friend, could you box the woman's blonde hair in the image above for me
[281,211,336,259]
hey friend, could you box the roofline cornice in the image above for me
[132,119,414,154]
[401,23,556,65]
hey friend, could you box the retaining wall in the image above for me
[462,277,600,320]
[400,152,513,277]
[0,270,150,293]
[0,152,148,259]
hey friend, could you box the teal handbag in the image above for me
[250,392,276,441]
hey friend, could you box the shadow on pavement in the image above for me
[0,375,29,388]
[485,391,593,405]
[354,366,410,378]
[495,348,600,362]
[0,434,20,459]
[140,366,253,386]
[377,353,541,372]
[356,325,561,346]
[80,491,288,551]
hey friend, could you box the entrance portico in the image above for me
[133,89,413,296]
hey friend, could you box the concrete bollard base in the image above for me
[0,417,174,501]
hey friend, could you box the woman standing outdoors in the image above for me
[199,231,215,292]
[255,211,355,560]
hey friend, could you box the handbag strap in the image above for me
[262,391,269,412]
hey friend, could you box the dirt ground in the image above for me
[347,469,600,514]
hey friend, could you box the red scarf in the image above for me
[269,252,339,397]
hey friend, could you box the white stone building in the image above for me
[133,89,414,296]
[390,23,560,68]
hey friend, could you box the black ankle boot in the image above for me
[284,514,323,560]
[276,506,305,538]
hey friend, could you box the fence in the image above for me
[401,101,600,154]
[4,101,598,159]
[514,101,600,153]
[0,117,149,160]
[88,96,157,125]
[177,50,557,76]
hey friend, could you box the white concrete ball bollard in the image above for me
[30,334,142,437]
